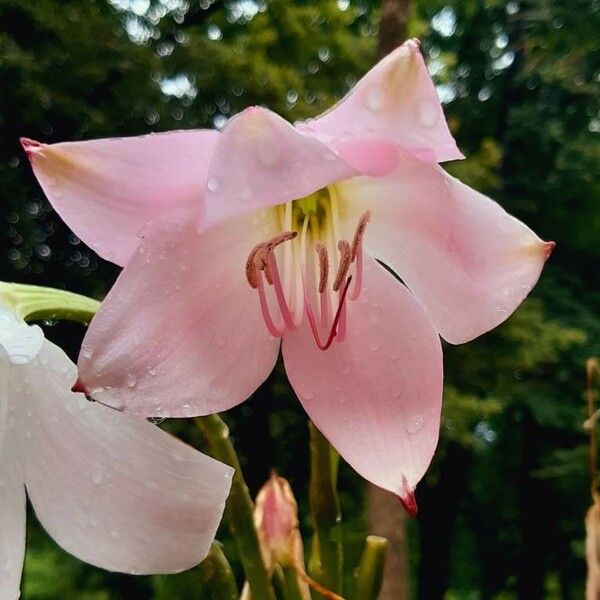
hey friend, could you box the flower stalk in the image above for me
[354,535,388,600]
[308,420,343,597]
[196,542,239,600]
[195,415,276,600]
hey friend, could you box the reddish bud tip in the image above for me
[71,378,88,395]
[19,137,43,159]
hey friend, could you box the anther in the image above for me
[315,242,329,293]
[351,211,371,261]
[333,240,352,292]
[246,231,297,288]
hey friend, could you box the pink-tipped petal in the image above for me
[202,107,357,226]
[13,341,233,574]
[339,151,554,344]
[0,441,26,600]
[21,130,219,266]
[282,257,443,496]
[305,39,463,163]
[78,208,280,417]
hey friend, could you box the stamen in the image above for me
[245,231,297,288]
[315,242,329,293]
[305,276,352,351]
[267,252,297,331]
[333,240,352,292]
[256,272,285,337]
[245,245,262,288]
[351,211,371,261]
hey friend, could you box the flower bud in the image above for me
[254,472,302,569]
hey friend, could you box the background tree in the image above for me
[0,0,598,598]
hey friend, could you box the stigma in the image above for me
[245,187,370,350]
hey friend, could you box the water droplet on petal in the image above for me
[207,176,220,192]
[418,101,439,127]
[406,414,424,434]
[365,86,385,111]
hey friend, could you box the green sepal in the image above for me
[0,282,100,324]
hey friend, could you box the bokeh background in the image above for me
[1,0,599,597]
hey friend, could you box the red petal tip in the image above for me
[544,241,556,257]
[71,378,88,394]
[398,490,418,518]
[398,476,418,517]
[20,137,44,159]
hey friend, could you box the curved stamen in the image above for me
[256,272,285,337]
[351,211,371,261]
[333,240,352,292]
[246,231,297,288]
[305,276,352,351]
[267,252,297,331]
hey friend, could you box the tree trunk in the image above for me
[377,0,411,60]
[367,3,414,597]
[367,486,410,599]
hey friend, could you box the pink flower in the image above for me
[22,40,553,513]
[0,303,232,598]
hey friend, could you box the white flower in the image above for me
[0,304,233,599]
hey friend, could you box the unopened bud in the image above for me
[254,472,302,569]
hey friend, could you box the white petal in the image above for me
[0,437,26,600]
[0,306,43,365]
[12,341,233,574]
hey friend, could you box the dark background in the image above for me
[1,0,599,597]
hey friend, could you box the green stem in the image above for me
[354,536,388,600]
[197,541,239,600]
[0,282,100,324]
[308,420,343,597]
[195,415,276,600]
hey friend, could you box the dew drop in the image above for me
[365,86,385,111]
[299,386,314,401]
[406,415,424,434]
[207,176,220,192]
[418,101,439,127]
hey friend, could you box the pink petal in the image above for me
[202,107,357,226]
[282,257,443,504]
[339,151,554,344]
[0,441,26,599]
[13,341,233,575]
[305,39,463,163]
[78,208,280,417]
[21,130,219,266]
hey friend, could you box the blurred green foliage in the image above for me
[0,0,599,598]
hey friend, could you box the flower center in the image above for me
[246,187,370,350]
